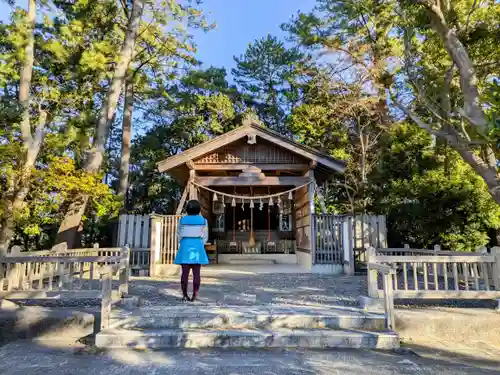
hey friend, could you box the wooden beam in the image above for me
[192,163,310,171]
[194,176,310,187]
[186,160,195,170]
[188,170,198,200]
[175,179,190,215]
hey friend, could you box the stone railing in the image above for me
[365,260,396,330]
[0,247,130,330]
[7,244,148,275]
[367,246,500,300]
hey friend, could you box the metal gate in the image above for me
[313,214,387,274]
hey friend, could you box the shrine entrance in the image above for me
[151,116,345,274]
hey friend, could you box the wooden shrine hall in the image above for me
[156,117,345,270]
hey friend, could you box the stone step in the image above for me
[226,259,276,265]
[108,305,386,331]
[95,328,399,350]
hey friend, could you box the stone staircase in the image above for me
[95,304,399,350]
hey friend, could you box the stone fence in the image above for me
[0,246,130,329]
[368,246,500,300]
[366,245,500,331]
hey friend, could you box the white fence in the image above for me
[117,214,151,249]
[368,246,500,299]
[115,213,388,275]
[0,247,130,329]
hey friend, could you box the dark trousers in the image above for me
[181,264,201,299]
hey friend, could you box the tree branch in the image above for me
[413,0,489,134]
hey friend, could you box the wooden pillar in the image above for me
[306,169,316,265]
[188,169,198,200]
[176,182,190,215]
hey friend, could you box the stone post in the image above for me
[342,220,354,275]
[8,245,22,257]
[382,269,396,330]
[149,215,162,277]
[367,246,378,298]
[491,246,500,291]
[434,245,442,276]
[119,246,130,297]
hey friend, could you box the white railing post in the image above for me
[434,245,442,276]
[367,246,378,298]
[119,246,130,297]
[382,269,396,330]
[491,246,500,291]
[342,220,354,275]
[101,266,112,330]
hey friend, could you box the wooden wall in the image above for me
[294,171,315,269]
[294,184,309,252]
[194,138,307,165]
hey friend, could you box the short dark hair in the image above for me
[186,200,201,215]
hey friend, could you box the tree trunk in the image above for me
[118,78,134,209]
[0,0,41,255]
[54,0,145,248]
[419,0,489,133]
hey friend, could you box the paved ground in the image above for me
[0,341,499,375]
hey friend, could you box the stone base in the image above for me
[152,264,180,278]
[311,264,343,275]
[358,295,385,313]
[117,296,141,309]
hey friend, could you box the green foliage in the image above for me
[12,156,118,250]
[0,0,212,249]
[369,124,500,251]
[127,67,246,213]
[232,34,307,134]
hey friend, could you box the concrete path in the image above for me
[0,341,499,375]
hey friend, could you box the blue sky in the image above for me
[192,0,316,70]
[0,0,316,71]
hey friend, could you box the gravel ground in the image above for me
[129,273,367,307]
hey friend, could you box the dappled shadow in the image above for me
[403,342,500,372]
[0,303,97,347]
[0,339,499,374]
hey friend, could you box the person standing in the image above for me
[174,200,209,302]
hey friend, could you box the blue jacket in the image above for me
[174,215,209,265]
